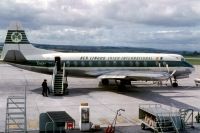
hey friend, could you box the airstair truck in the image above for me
[139,104,183,133]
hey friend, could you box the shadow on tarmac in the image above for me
[31,85,200,111]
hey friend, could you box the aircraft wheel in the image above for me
[172,82,178,87]
[141,123,145,130]
[124,80,131,85]
[117,84,125,91]
[120,80,130,85]
[101,79,109,86]
[117,81,126,91]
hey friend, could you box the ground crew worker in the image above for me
[42,79,49,97]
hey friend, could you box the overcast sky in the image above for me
[0,0,200,51]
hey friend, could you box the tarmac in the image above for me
[0,63,200,132]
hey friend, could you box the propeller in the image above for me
[166,64,176,86]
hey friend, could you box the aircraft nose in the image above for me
[191,67,195,72]
[188,67,195,73]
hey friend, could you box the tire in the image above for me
[102,79,109,86]
[172,82,178,87]
[141,123,145,130]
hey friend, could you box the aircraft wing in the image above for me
[97,70,171,81]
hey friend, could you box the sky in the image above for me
[0,0,200,51]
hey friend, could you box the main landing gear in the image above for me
[101,79,109,86]
[115,80,131,90]
[101,79,131,90]
[171,77,178,87]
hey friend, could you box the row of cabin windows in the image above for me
[64,60,169,67]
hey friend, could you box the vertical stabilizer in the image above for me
[1,22,55,62]
[1,22,29,62]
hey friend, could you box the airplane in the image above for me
[0,24,195,93]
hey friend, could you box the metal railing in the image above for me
[156,112,179,133]
[139,104,162,110]
[170,112,179,133]
[62,63,66,93]
[5,95,26,132]
[51,62,57,93]
[156,113,164,133]
[179,108,194,128]
[45,114,55,133]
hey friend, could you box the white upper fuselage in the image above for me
[28,52,183,62]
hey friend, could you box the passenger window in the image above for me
[66,61,70,67]
[144,61,147,67]
[163,61,166,66]
[129,61,133,66]
[89,61,93,66]
[81,61,85,66]
[106,61,109,66]
[136,61,139,67]
[98,61,101,66]
[121,61,125,66]
[74,61,78,66]
[113,61,117,66]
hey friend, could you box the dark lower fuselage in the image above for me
[7,59,194,79]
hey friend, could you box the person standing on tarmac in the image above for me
[42,79,49,97]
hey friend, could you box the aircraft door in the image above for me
[55,56,61,71]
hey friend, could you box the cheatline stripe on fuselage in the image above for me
[11,60,193,68]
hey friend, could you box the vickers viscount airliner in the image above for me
[0,24,194,94]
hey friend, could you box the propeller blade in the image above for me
[170,70,176,77]
[166,64,169,73]
[169,77,173,86]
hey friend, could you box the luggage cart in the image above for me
[139,104,182,133]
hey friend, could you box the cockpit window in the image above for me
[181,57,185,61]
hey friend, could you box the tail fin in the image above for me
[1,23,29,62]
[1,23,55,62]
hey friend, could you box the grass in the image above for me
[184,55,200,65]
[185,57,200,65]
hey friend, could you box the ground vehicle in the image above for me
[194,78,200,86]
[139,104,182,133]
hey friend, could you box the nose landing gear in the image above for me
[172,77,178,87]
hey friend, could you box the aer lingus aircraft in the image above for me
[0,24,194,92]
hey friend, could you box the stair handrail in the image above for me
[156,113,164,133]
[169,112,179,133]
[62,62,66,93]
[179,108,194,128]
[187,109,193,127]
[52,62,57,93]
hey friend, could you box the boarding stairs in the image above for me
[52,62,68,95]
[156,113,179,133]
[5,96,27,132]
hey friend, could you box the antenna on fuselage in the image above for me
[8,21,23,30]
